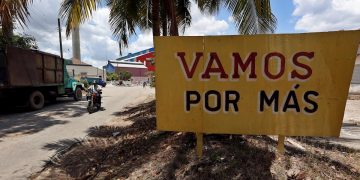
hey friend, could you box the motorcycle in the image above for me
[86,89,102,113]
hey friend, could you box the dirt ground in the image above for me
[348,94,360,100]
[33,100,360,180]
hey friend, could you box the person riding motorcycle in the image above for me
[87,80,102,106]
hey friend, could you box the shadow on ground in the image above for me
[0,98,88,139]
[262,136,360,178]
[43,138,83,155]
[167,134,275,179]
[37,100,276,179]
[36,100,360,179]
[0,97,74,114]
[111,100,155,117]
[0,115,68,139]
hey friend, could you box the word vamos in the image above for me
[176,51,314,81]
[177,51,319,114]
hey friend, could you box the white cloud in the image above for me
[127,30,154,53]
[184,2,229,36]
[17,0,118,68]
[293,0,360,32]
[16,0,229,66]
[227,16,234,23]
[79,7,119,65]
[124,1,230,54]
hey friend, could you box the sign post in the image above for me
[155,31,360,157]
[277,135,285,154]
[196,132,203,158]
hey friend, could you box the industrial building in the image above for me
[65,26,106,81]
[66,60,106,80]
[104,48,155,82]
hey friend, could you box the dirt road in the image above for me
[332,99,360,149]
[0,86,154,179]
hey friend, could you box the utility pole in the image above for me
[57,18,63,59]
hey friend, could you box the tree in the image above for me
[106,72,119,81]
[119,71,131,81]
[195,0,276,34]
[59,0,276,53]
[60,0,191,54]
[0,30,38,49]
[0,0,33,41]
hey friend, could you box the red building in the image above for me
[136,52,155,71]
[108,61,148,82]
[103,48,155,82]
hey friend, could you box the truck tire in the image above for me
[74,87,82,101]
[29,91,45,110]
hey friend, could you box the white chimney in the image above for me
[72,26,81,64]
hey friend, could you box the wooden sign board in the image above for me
[155,31,360,137]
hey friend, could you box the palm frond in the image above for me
[176,0,191,34]
[195,0,276,34]
[138,0,152,31]
[224,0,276,34]
[108,0,145,55]
[195,0,221,14]
[0,0,33,37]
[59,0,101,36]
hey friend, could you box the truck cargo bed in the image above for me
[0,46,64,88]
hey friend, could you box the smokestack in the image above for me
[72,26,81,64]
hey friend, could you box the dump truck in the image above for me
[0,46,84,110]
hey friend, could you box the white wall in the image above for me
[353,64,360,83]
[131,76,149,83]
[67,65,106,80]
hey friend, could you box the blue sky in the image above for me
[271,0,297,33]
[21,0,360,68]
[216,1,298,34]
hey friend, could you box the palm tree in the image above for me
[196,0,276,34]
[0,0,33,42]
[59,0,276,54]
[59,0,101,36]
[60,0,191,54]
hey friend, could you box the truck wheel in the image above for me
[29,91,45,110]
[74,87,82,101]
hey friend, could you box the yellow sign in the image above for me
[155,31,360,137]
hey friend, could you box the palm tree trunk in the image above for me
[3,22,14,45]
[160,0,167,36]
[162,17,168,36]
[166,0,178,36]
[161,12,168,36]
[152,0,160,37]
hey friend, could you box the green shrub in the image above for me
[149,72,155,87]
[119,71,132,81]
[106,72,119,81]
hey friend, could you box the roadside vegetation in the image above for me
[0,0,33,42]
[119,71,132,81]
[106,71,132,81]
[34,99,360,179]
[0,32,38,50]
[106,72,119,81]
